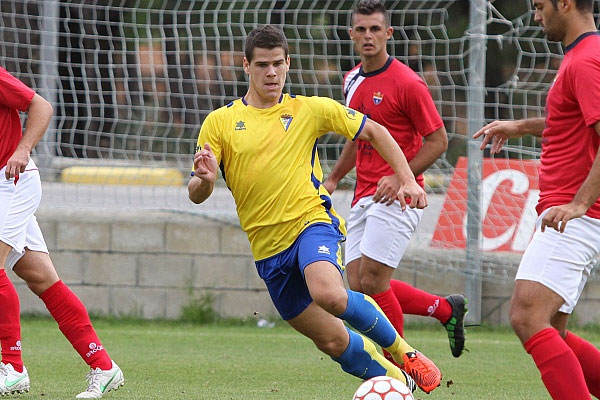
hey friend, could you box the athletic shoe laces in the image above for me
[84,368,104,392]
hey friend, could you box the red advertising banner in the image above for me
[431,157,540,253]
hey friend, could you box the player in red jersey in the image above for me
[324,0,467,361]
[0,67,124,398]
[474,0,600,397]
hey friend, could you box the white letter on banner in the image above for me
[511,189,540,252]
[462,169,530,251]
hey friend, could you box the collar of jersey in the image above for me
[241,93,284,106]
[359,56,394,78]
[564,31,600,54]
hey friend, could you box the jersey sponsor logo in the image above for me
[372,91,384,105]
[86,342,105,358]
[280,114,293,131]
[318,245,330,255]
[344,107,357,120]
[235,120,246,131]
[9,340,21,351]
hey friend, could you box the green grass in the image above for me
[15,317,600,399]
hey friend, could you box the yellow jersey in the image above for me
[195,94,367,260]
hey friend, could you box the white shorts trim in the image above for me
[345,196,422,268]
[515,208,600,313]
[0,159,48,270]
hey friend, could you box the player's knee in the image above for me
[312,333,347,357]
[312,290,347,316]
[359,275,387,295]
[14,262,59,296]
[509,304,540,341]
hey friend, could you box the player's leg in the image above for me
[389,280,467,357]
[510,213,600,399]
[286,302,414,391]
[350,199,467,357]
[345,198,407,338]
[511,280,589,399]
[0,242,29,397]
[552,265,600,398]
[0,167,38,396]
[12,218,124,399]
[303,259,441,393]
[562,329,600,398]
[255,227,416,389]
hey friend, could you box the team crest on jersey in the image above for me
[235,120,246,131]
[373,91,384,105]
[280,114,293,131]
[344,107,357,120]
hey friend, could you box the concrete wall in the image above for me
[10,207,600,326]
[10,208,278,320]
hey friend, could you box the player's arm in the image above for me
[541,121,600,233]
[409,126,448,177]
[358,118,427,209]
[472,118,545,154]
[323,139,357,195]
[188,143,218,204]
[5,93,53,180]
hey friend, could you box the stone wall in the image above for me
[10,207,600,326]
[10,208,278,320]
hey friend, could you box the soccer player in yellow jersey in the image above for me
[189,25,441,394]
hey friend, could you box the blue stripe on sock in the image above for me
[332,328,387,379]
[337,289,396,348]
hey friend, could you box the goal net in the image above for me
[1,0,598,284]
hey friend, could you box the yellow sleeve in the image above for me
[305,96,367,141]
[192,112,223,174]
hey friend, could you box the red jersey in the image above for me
[0,67,35,169]
[343,57,444,206]
[537,32,600,218]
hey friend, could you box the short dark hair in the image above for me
[244,25,289,62]
[352,0,391,27]
[550,0,594,12]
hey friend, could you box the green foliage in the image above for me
[180,292,218,324]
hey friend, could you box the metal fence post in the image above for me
[37,0,59,172]
[465,0,486,325]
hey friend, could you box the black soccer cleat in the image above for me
[399,368,418,393]
[443,295,468,358]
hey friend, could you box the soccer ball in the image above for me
[352,376,414,400]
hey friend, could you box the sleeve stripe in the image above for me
[352,115,368,141]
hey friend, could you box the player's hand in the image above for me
[322,177,338,195]
[397,180,427,210]
[5,148,30,180]
[472,120,520,154]
[541,203,588,233]
[373,175,400,206]
[193,143,218,184]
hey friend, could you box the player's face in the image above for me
[533,0,566,42]
[350,12,393,59]
[243,47,290,105]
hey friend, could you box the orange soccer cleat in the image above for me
[401,351,441,394]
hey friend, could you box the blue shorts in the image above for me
[255,223,345,320]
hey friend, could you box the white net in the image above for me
[1,0,599,284]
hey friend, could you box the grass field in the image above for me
[14,317,600,399]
